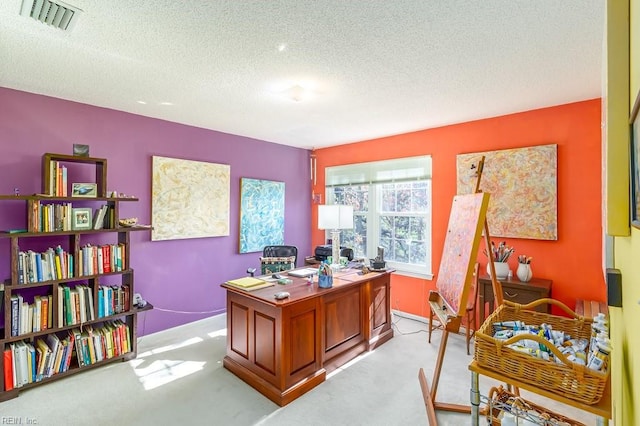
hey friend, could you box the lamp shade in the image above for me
[318,205,354,230]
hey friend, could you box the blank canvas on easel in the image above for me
[436,192,490,316]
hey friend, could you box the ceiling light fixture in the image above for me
[286,85,306,102]
[137,100,147,105]
[270,80,319,102]
[277,43,287,52]
[159,101,173,106]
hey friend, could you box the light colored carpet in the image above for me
[1,312,601,425]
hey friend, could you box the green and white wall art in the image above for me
[239,178,285,253]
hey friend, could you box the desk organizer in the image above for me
[474,298,609,405]
[318,275,333,288]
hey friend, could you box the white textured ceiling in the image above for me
[0,1,604,149]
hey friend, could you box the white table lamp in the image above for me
[318,204,354,269]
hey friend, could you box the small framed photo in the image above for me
[72,208,93,231]
[73,143,90,157]
[71,183,98,198]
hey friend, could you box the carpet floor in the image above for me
[0,312,601,425]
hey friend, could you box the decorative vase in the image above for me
[486,262,510,279]
[516,263,533,282]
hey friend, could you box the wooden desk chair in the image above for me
[428,262,480,355]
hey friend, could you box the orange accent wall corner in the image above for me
[312,99,605,320]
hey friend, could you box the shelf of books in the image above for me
[0,153,152,401]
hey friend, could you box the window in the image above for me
[325,156,432,277]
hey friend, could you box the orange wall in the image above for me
[311,99,605,318]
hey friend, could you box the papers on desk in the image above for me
[226,277,274,291]
[287,268,318,278]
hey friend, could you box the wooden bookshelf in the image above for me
[0,153,151,401]
[42,153,107,197]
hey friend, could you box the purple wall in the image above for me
[0,87,312,335]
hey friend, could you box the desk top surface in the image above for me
[222,267,393,305]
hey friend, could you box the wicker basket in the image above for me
[486,386,586,426]
[475,299,609,405]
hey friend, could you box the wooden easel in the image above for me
[419,156,504,425]
[475,157,504,309]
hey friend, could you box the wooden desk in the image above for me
[221,269,394,406]
[478,275,552,324]
[469,360,611,425]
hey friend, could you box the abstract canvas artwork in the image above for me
[152,156,230,241]
[456,144,557,240]
[239,178,285,253]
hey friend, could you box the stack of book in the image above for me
[225,277,273,291]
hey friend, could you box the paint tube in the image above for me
[492,320,524,330]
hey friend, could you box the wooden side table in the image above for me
[478,275,552,325]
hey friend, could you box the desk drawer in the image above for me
[502,289,548,312]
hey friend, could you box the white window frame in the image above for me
[325,156,432,278]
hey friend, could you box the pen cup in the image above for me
[318,275,333,289]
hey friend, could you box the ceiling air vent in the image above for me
[20,0,82,31]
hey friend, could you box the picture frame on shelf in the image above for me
[71,182,98,198]
[73,143,90,157]
[630,89,640,229]
[72,208,93,230]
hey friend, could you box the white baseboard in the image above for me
[391,309,473,334]
[392,309,429,324]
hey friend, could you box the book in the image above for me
[16,341,29,387]
[17,252,24,284]
[225,280,274,291]
[57,286,64,327]
[54,254,63,281]
[10,295,19,336]
[35,339,51,379]
[46,334,61,375]
[122,284,130,311]
[35,254,43,282]
[27,343,36,383]
[40,295,48,331]
[102,245,111,273]
[63,286,73,326]
[47,294,53,329]
[93,205,108,230]
[85,285,95,320]
[26,304,33,334]
[3,348,13,391]
[18,296,27,335]
[225,277,267,288]
[71,289,80,325]
[3,229,27,234]
[76,286,86,323]
[97,287,104,318]
[72,329,85,367]
[64,330,76,371]
[33,296,42,333]
[35,344,44,381]
[10,343,19,388]
[97,248,104,274]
